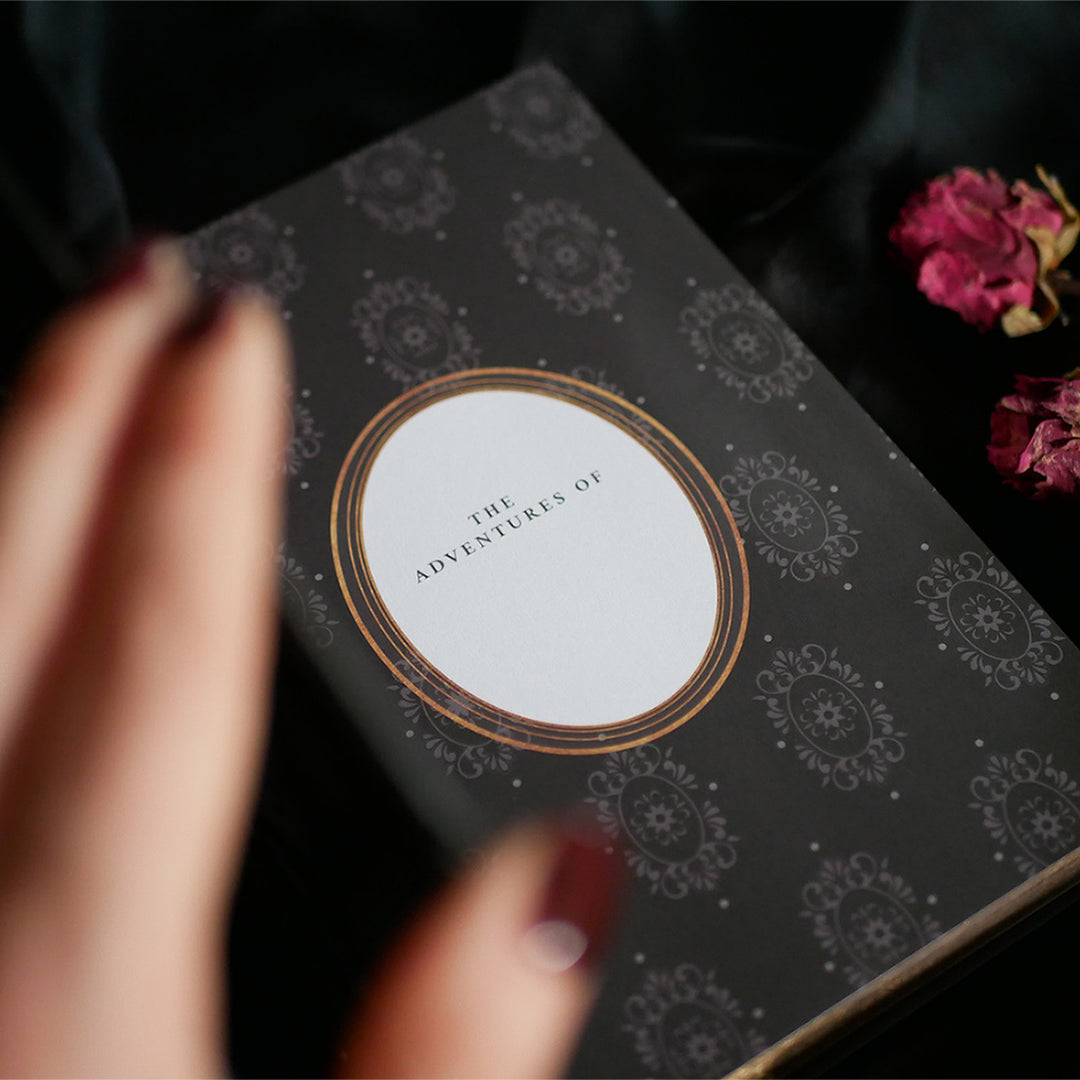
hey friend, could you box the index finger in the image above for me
[0,240,195,749]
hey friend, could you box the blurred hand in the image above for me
[0,239,621,1078]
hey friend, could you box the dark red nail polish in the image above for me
[174,285,234,344]
[85,234,170,297]
[524,818,625,974]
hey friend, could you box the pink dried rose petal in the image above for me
[988,373,1080,498]
[1011,373,1067,400]
[1017,417,1074,474]
[940,189,1021,252]
[1032,440,1080,496]
[987,401,1034,478]
[1044,381,1080,426]
[950,166,1011,202]
[916,248,1032,331]
[999,179,1064,235]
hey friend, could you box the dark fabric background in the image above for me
[4,2,1080,1075]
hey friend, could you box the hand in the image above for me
[0,239,622,1078]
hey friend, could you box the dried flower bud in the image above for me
[890,166,1078,336]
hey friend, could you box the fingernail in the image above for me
[174,285,234,344]
[85,234,173,297]
[522,818,624,975]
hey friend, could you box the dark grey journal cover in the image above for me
[187,65,1080,1077]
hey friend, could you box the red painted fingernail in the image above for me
[174,285,234,344]
[522,816,625,974]
[85,234,171,297]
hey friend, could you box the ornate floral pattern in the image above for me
[586,745,738,899]
[186,205,304,304]
[569,364,626,398]
[679,283,814,402]
[755,645,905,790]
[969,748,1080,878]
[504,199,631,315]
[278,553,336,648]
[719,452,859,580]
[337,132,455,233]
[284,391,323,476]
[916,551,1064,689]
[351,276,480,388]
[801,853,941,988]
[387,661,514,779]
[623,964,767,1078]
[485,64,600,160]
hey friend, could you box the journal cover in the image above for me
[187,65,1080,1077]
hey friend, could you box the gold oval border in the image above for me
[331,368,749,754]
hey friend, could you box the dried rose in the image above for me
[988,372,1080,497]
[890,165,1079,336]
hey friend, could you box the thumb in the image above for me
[337,816,625,1079]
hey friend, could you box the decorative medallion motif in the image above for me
[285,391,323,476]
[351,276,479,388]
[801,853,941,988]
[278,553,336,648]
[719,452,859,581]
[387,661,514,779]
[969,748,1080,878]
[916,551,1064,689]
[485,64,601,160]
[679,283,814,403]
[586,745,738,899]
[337,132,455,233]
[568,364,625,398]
[186,205,304,304]
[755,645,905,790]
[624,964,767,1078]
[504,199,631,315]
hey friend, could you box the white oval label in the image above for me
[333,369,748,753]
